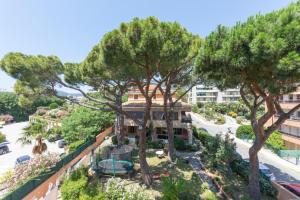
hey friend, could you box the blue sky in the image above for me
[0,0,296,91]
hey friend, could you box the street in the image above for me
[0,122,64,176]
[191,112,300,183]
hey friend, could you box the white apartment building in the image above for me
[188,85,240,104]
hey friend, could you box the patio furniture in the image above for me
[155,150,165,158]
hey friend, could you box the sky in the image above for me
[0,0,296,92]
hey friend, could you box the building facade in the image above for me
[123,86,193,144]
[188,85,240,104]
[267,87,300,150]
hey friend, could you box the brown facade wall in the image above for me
[23,127,112,200]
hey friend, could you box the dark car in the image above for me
[0,142,9,155]
[15,155,31,165]
[58,139,67,148]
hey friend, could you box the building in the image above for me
[122,85,193,144]
[267,87,300,150]
[188,85,240,104]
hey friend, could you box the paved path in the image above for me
[176,149,218,192]
[191,112,300,183]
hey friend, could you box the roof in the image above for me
[0,115,14,122]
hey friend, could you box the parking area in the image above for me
[0,122,64,176]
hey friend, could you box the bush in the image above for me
[265,131,287,153]
[192,104,200,113]
[61,168,89,200]
[228,111,237,118]
[49,102,59,109]
[236,125,286,153]
[111,135,118,145]
[147,140,164,149]
[236,125,254,139]
[174,137,186,151]
[68,140,85,152]
[161,176,199,200]
[215,115,226,124]
[0,132,6,143]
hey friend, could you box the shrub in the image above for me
[228,111,237,118]
[192,104,200,113]
[111,135,118,145]
[236,125,254,139]
[215,115,226,124]
[61,168,89,200]
[0,132,6,143]
[174,137,186,151]
[68,140,85,152]
[49,102,59,109]
[265,131,286,153]
[200,190,218,200]
[161,176,199,200]
[105,177,152,200]
[147,140,164,149]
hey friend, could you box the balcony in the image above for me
[181,115,192,123]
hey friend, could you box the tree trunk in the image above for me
[248,129,264,200]
[162,84,175,161]
[139,125,152,186]
[115,94,124,146]
[139,98,152,186]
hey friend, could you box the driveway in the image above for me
[0,122,64,176]
[191,112,300,183]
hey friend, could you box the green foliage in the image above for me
[236,125,254,140]
[215,115,225,124]
[147,140,164,149]
[0,92,63,122]
[111,135,118,145]
[0,132,6,143]
[161,176,199,200]
[266,131,287,153]
[61,168,89,200]
[236,125,286,153]
[49,102,59,110]
[61,107,114,143]
[68,140,85,152]
[174,137,186,151]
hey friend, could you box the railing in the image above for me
[181,115,192,123]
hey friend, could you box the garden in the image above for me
[193,127,277,200]
[192,101,265,125]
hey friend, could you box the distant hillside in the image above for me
[57,90,83,97]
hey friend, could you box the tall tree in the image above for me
[195,2,300,199]
[100,17,201,184]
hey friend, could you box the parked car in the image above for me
[0,142,9,155]
[15,155,31,166]
[244,159,276,181]
[278,181,300,197]
[57,139,67,148]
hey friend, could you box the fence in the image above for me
[279,150,300,165]
[2,127,112,200]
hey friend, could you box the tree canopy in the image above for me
[195,2,300,199]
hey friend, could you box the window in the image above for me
[152,111,178,120]
[128,126,137,134]
[134,95,138,100]
[127,111,144,119]
[289,94,293,101]
[297,94,300,100]
[297,111,300,118]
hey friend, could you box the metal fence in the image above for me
[279,150,300,165]
[2,138,96,200]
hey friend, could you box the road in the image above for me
[191,112,300,183]
[0,122,64,176]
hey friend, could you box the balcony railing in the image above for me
[279,100,300,103]
[181,115,192,123]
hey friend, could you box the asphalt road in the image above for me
[0,122,64,176]
[191,112,300,183]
